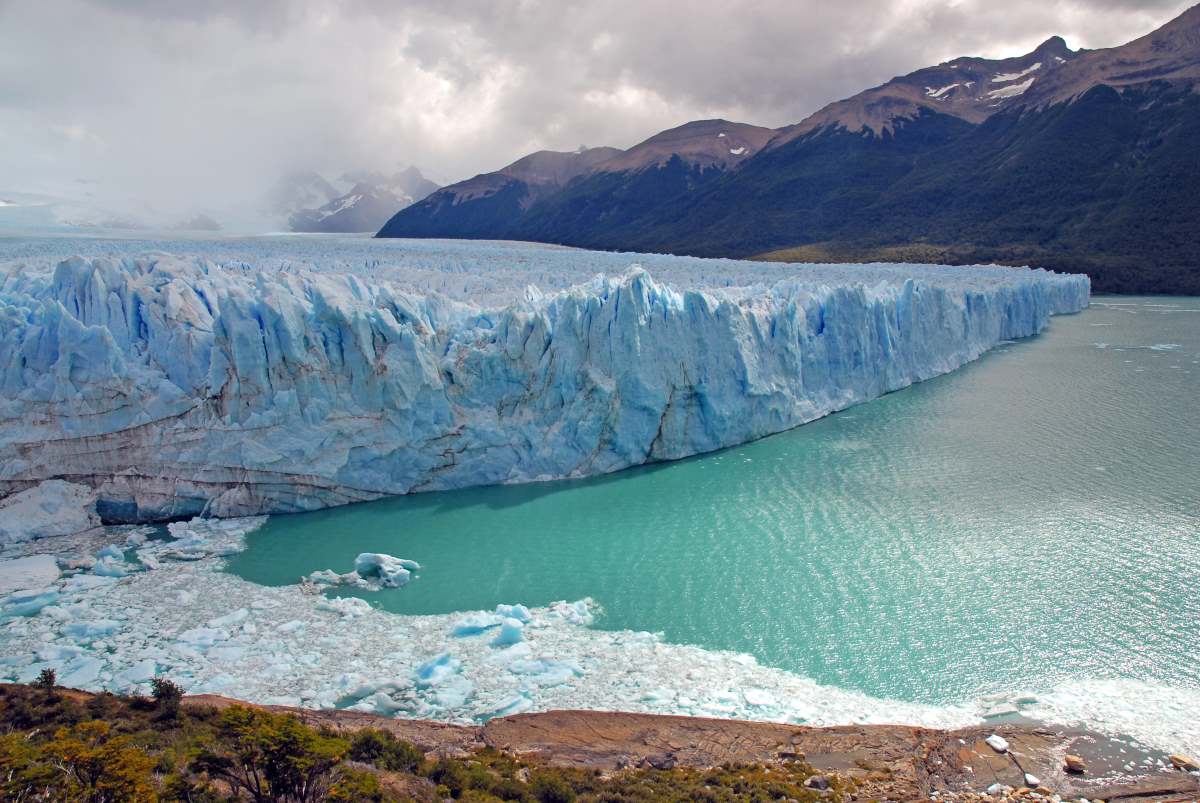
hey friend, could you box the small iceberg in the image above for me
[307,553,421,591]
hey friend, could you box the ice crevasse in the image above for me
[0,254,1089,520]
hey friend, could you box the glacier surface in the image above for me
[0,237,1089,521]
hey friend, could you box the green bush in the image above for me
[348,727,426,773]
[191,705,350,802]
[428,756,468,796]
[530,771,576,803]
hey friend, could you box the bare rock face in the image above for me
[0,480,99,543]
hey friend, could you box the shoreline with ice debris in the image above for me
[0,246,1088,521]
[2,514,1199,764]
[6,687,1199,803]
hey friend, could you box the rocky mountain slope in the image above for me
[378,5,1200,294]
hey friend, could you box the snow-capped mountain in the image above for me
[266,171,340,219]
[287,167,440,233]
[378,4,1200,294]
[768,36,1078,145]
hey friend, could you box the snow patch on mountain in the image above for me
[925,83,961,98]
[987,76,1037,99]
[992,62,1042,83]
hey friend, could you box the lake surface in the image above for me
[228,297,1200,708]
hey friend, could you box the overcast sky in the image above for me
[0,0,1191,222]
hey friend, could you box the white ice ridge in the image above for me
[0,246,1089,520]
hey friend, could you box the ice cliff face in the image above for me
[0,250,1089,521]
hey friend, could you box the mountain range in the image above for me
[378,5,1200,294]
[272,167,439,233]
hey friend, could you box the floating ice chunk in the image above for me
[0,480,100,543]
[415,652,461,687]
[315,596,371,617]
[985,734,1009,753]
[508,658,583,687]
[208,608,249,628]
[354,553,419,588]
[59,657,104,687]
[490,618,525,647]
[92,555,138,577]
[308,569,357,586]
[114,659,157,688]
[430,676,474,709]
[61,574,117,594]
[2,587,60,617]
[176,626,229,650]
[547,599,594,625]
[64,620,120,644]
[744,688,778,707]
[37,645,84,662]
[494,603,532,623]
[485,642,533,665]
[0,554,60,595]
[452,613,502,636]
[208,644,249,661]
[96,544,124,560]
[359,691,408,715]
[476,693,532,720]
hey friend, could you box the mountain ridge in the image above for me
[378,5,1200,293]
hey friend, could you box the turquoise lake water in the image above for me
[227,297,1200,707]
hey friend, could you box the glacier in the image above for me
[0,237,1089,521]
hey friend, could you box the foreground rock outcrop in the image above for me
[0,252,1087,521]
[172,698,1200,801]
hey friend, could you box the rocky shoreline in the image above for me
[181,695,1200,802]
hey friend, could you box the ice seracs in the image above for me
[0,243,1089,521]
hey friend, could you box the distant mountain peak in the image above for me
[770,36,1083,144]
[595,119,776,173]
[285,166,440,233]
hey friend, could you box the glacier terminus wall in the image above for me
[0,239,1090,521]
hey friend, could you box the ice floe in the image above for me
[0,515,1198,755]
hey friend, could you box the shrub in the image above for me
[530,771,576,803]
[47,719,157,802]
[329,765,386,801]
[191,706,349,802]
[348,728,426,773]
[428,757,468,797]
[151,676,184,720]
[34,668,56,690]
